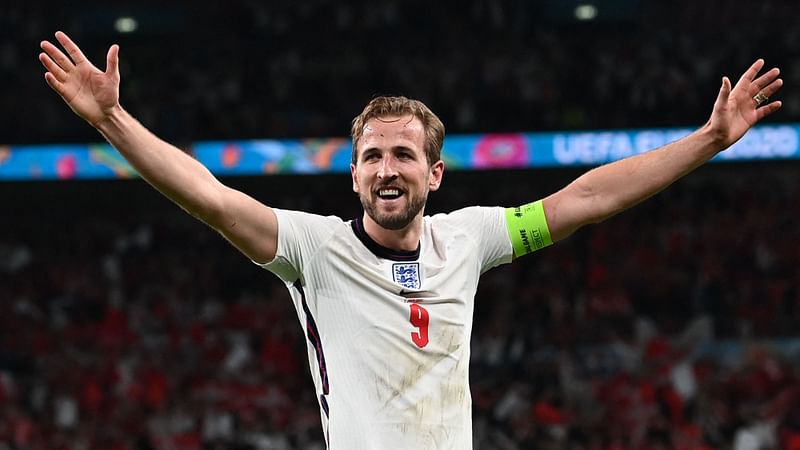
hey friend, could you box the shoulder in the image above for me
[428,206,505,228]
[262,210,350,279]
[425,206,514,269]
[272,208,351,248]
[273,208,347,225]
[273,208,348,234]
[425,206,507,246]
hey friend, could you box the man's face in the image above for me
[351,115,443,230]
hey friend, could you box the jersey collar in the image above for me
[351,217,421,261]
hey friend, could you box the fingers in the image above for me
[38,51,68,82]
[739,58,765,84]
[758,77,783,99]
[756,100,782,121]
[713,76,732,112]
[720,76,732,100]
[54,31,88,65]
[39,34,72,95]
[752,67,781,93]
[747,59,783,108]
[43,71,65,94]
[40,40,74,73]
[732,59,783,109]
[106,44,120,76]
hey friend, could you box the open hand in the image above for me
[708,59,782,149]
[39,31,121,127]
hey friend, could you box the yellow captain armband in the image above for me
[504,200,553,258]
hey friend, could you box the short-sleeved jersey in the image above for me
[260,206,514,449]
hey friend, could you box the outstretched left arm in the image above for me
[543,59,782,243]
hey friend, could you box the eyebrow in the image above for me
[360,146,416,157]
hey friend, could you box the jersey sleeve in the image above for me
[256,208,344,283]
[443,206,514,273]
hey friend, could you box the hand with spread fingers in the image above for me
[39,31,121,127]
[707,59,782,149]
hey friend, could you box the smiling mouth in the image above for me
[377,188,403,200]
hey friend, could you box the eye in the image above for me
[397,152,413,160]
[363,152,380,162]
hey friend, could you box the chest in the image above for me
[304,237,482,351]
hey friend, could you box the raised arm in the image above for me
[39,31,278,263]
[543,59,783,242]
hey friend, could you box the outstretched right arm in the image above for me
[39,31,278,264]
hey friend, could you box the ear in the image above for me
[428,160,445,192]
[350,163,360,193]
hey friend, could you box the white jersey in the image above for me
[261,206,513,449]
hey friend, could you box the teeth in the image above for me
[379,189,400,196]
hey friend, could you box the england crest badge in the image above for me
[392,262,421,290]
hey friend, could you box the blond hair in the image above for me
[350,96,445,166]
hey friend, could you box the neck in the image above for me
[361,212,424,252]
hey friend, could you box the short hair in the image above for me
[350,96,445,166]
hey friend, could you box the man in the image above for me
[39,31,781,449]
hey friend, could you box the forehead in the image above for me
[358,115,425,151]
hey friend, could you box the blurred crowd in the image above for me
[1,0,799,146]
[1,162,799,450]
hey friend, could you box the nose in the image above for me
[377,157,398,180]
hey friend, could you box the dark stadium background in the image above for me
[1,1,799,449]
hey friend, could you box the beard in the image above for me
[360,190,428,230]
